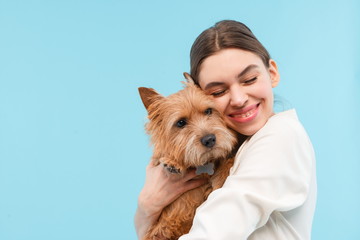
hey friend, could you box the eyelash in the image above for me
[244,77,257,84]
[211,90,226,97]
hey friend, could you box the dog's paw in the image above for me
[162,163,181,174]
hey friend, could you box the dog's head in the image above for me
[138,77,238,170]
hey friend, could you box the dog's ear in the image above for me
[138,87,163,111]
[183,72,195,85]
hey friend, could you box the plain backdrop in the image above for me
[0,0,359,239]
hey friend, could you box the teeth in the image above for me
[234,110,253,118]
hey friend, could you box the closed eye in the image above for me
[244,77,257,84]
[211,89,226,97]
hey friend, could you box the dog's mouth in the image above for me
[197,146,229,162]
[190,145,237,173]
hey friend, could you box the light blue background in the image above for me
[0,0,359,239]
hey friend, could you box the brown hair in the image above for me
[190,20,271,85]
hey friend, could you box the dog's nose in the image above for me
[201,134,216,148]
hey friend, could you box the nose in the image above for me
[230,85,248,107]
[201,134,216,148]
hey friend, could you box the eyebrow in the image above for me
[237,64,259,79]
[203,64,260,90]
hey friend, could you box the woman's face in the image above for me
[198,48,280,136]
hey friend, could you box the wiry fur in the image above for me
[139,79,240,240]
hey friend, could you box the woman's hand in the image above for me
[134,161,208,239]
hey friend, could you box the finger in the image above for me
[182,168,199,182]
[147,161,165,175]
[165,170,184,182]
[181,178,209,193]
[145,161,155,172]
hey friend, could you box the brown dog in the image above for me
[138,74,241,240]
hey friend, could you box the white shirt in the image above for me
[179,109,317,240]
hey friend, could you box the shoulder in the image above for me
[231,109,314,174]
[252,109,311,146]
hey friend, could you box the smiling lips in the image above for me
[228,103,260,123]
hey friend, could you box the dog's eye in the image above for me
[176,119,187,128]
[204,108,212,115]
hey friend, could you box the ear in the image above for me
[183,72,195,85]
[138,87,163,111]
[268,59,280,88]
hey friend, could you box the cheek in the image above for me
[212,97,227,114]
[255,81,274,101]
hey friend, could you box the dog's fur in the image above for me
[138,75,241,240]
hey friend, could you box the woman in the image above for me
[135,20,317,240]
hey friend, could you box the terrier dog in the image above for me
[138,74,241,240]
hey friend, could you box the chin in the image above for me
[232,122,264,136]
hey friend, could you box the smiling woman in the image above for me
[135,20,317,240]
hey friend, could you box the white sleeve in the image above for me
[179,120,314,240]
